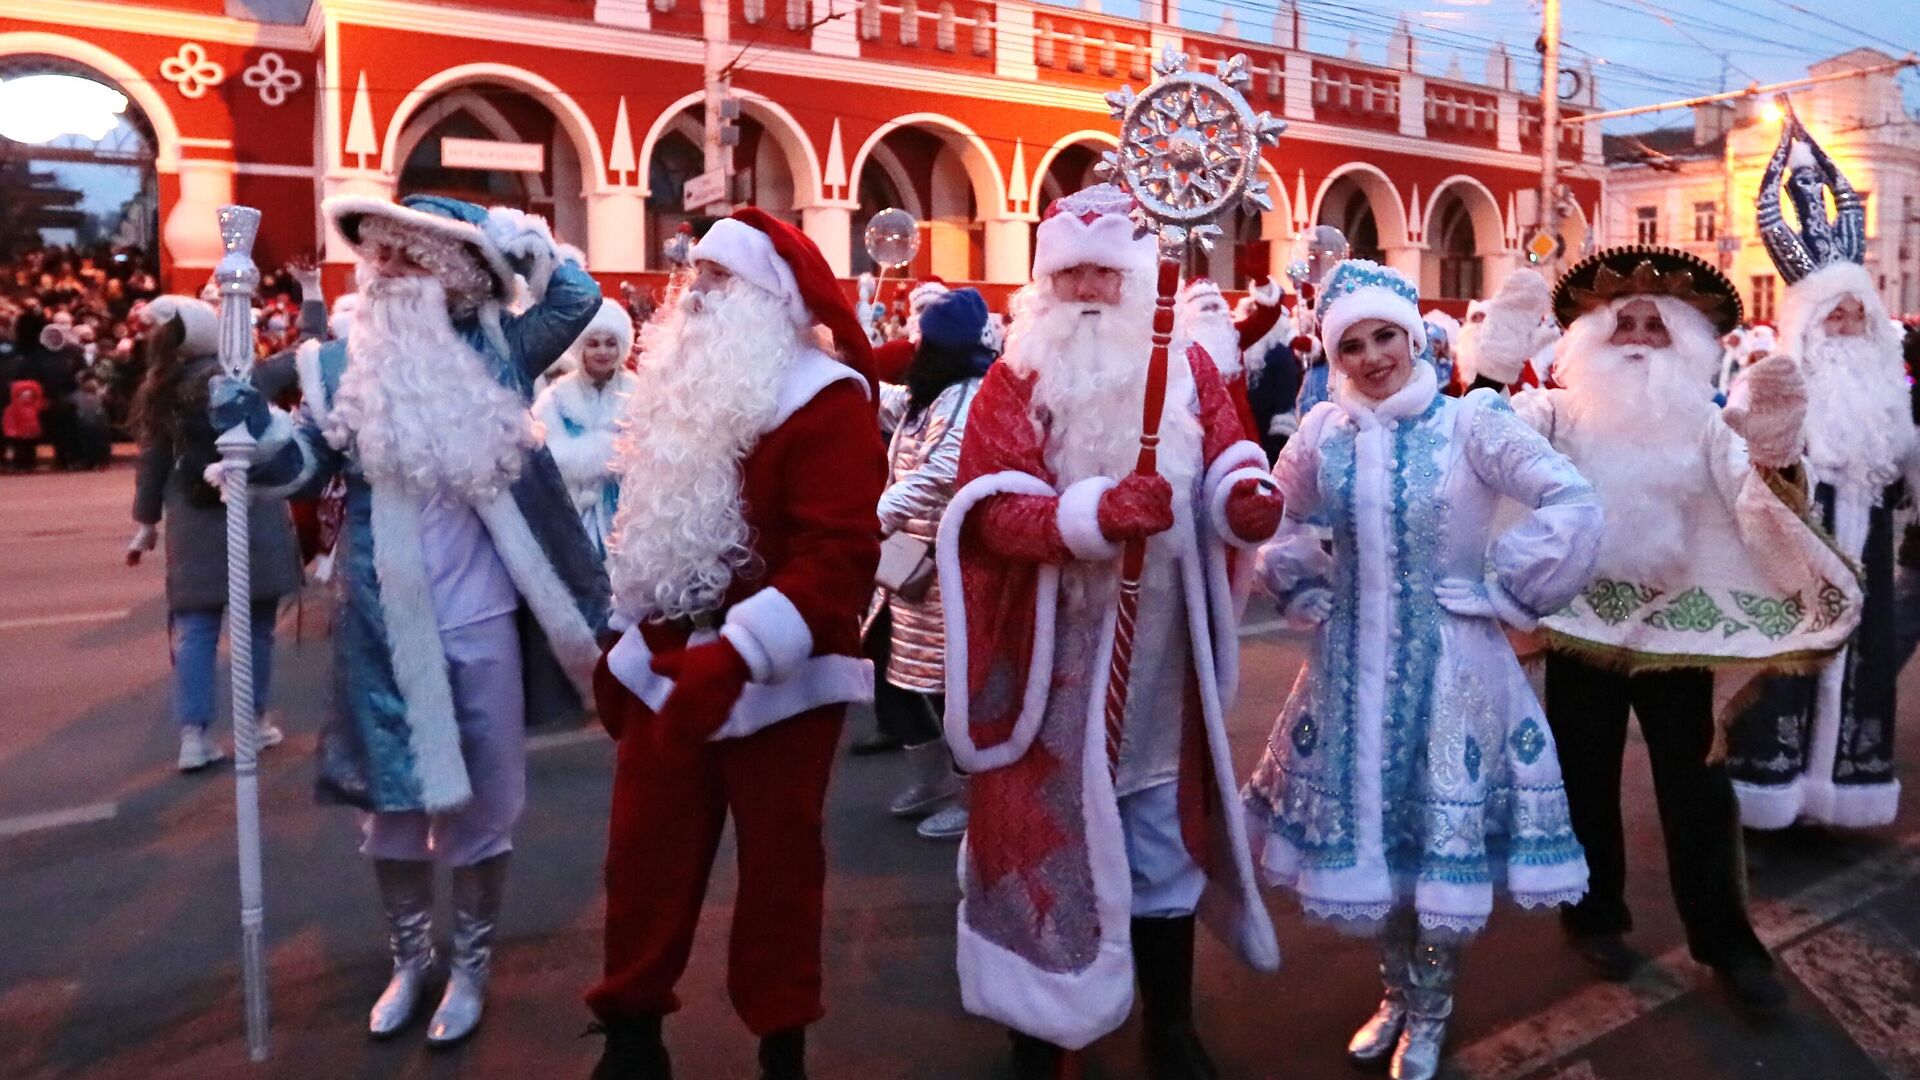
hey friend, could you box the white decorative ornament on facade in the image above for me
[241,52,303,107]
[160,42,225,100]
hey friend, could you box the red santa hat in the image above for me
[907,278,950,314]
[690,208,876,395]
[1032,183,1158,279]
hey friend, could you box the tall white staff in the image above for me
[213,204,272,1062]
[1094,49,1284,772]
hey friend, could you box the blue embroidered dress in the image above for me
[1243,361,1602,936]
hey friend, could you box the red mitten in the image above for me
[1097,473,1176,542]
[1225,477,1284,542]
[650,639,752,744]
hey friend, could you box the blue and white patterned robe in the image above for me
[1244,361,1601,936]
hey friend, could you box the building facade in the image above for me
[1603,49,1920,322]
[1,0,1604,304]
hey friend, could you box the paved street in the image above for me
[2,462,1917,1080]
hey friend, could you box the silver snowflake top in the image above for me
[1096,47,1287,253]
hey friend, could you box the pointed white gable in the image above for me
[345,70,378,167]
[823,118,847,196]
[1009,138,1029,210]
[608,96,637,184]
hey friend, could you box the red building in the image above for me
[0,0,1604,306]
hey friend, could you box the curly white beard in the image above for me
[1801,328,1915,491]
[325,273,532,503]
[1004,274,1201,490]
[605,279,805,623]
[1177,310,1246,380]
[1554,299,1722,582]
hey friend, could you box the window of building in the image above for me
[1693,201,1717,243]
[1635,206,1658,245]
[1752,274,1776,324]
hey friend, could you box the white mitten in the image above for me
[1473,270,1558,386]
[1284,587,1335,630]
[1724,353,1808,468]
[483,206,560,298]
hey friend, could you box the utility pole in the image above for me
[1717,55,1737,271]
[1536,0,1563,275]
[701,0,738,216]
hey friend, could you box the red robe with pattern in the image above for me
[936,344,1280,1049]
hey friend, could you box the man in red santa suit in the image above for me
[585,209,887,1080]
[1173,277,1260,441]
[938,184,1284,1079]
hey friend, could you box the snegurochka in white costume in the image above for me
[1726,111,1913,829]
[1508,244,1863,1012]
[1243,260,1602,1080]
[533,297,639,560]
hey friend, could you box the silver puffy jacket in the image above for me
[876,378,979,693]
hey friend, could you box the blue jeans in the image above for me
[171,601,278,730]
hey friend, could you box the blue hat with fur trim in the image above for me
[1317,259,1427,357]
[917,287,995,370]
[324,193,564,303]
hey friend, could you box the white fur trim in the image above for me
[1203,441,1273,550]
[1056,477,1122,561]
[1334,357,1439,426]
[471,494,602,702]
[691,218,809,326]
[145,295,220,357]
[294,339,328,422]
[251,408,295,464]
[1319,285,1426,359]
[720,587,814,682]
[369,483,472,812]
[774,348,869,430]
[1032,210,1158,279]
[605,626,873,742]
[485,205,560,301]
[253,427,320,500]
[576,297,636,358]
[938,471,1062,773]
[953,891,1135,1050]
[1735,776,1901,830]
[1780,261,1887,357]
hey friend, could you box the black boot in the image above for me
[587,1014,671,1080]
[1009,1029,1073,1080]
[758,1027,807,1080]
[1133,916,1218,1080]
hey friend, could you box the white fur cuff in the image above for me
[252,407,296,464]
[1056,477,1122,562]
[721,587,814,682]
[1203,441,1274,549]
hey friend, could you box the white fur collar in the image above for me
[772,347,868,429]
[1334,359,1438,427]
[547,367,637,428]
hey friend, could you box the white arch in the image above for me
[847,112,1009,216]
[1028,128,1116,208]
[381,63,607,195]
[1423,174,1504,255]
[1255,157,1293,241]
[864,143,925,220]
[635,89,823,207]
[393,89,549,201]
[1310,162,1409,249]
[0,32,183,172]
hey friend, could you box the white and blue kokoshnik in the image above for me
[1243,365,1603,936]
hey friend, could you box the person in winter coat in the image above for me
[3,377,44,470]
[873,287,992,842]
[532,298,637,560]
[127,296,304,771]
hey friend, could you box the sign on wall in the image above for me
[683,168,728,212]
[441,137,545,172]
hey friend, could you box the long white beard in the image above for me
[1006,278,1202,490]
[1182,313,1245,380]
[325,274,532,503]
[1556,333,1717,583]
[605,280,804,623]
[1801,331,1915,491]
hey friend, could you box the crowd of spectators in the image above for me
[0,245,314,472]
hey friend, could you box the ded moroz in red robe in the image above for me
[937,342,1280,1050]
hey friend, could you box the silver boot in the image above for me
[369,859,436,1039]
[1348,908,1415,1069]
[427,852,509,1047]
[1391,934,1461,1080]
[888,740,960,817]
[916,777,969,840]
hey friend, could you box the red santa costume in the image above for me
[939,185,1282,1077]
[586,209,886,1080]
[1173,277,1261,441]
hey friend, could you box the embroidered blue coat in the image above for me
[258,261,611,814]
[1243,363,1602,936]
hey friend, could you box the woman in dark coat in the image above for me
[128,296,304,772]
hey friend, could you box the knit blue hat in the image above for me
[917,287,995,369]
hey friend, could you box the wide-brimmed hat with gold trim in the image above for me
[1551,244,1742,335]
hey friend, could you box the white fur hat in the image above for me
[1033,184,1157,279]
[575,296,636,358]
[908,279,951,314]
[144,295,220,357]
